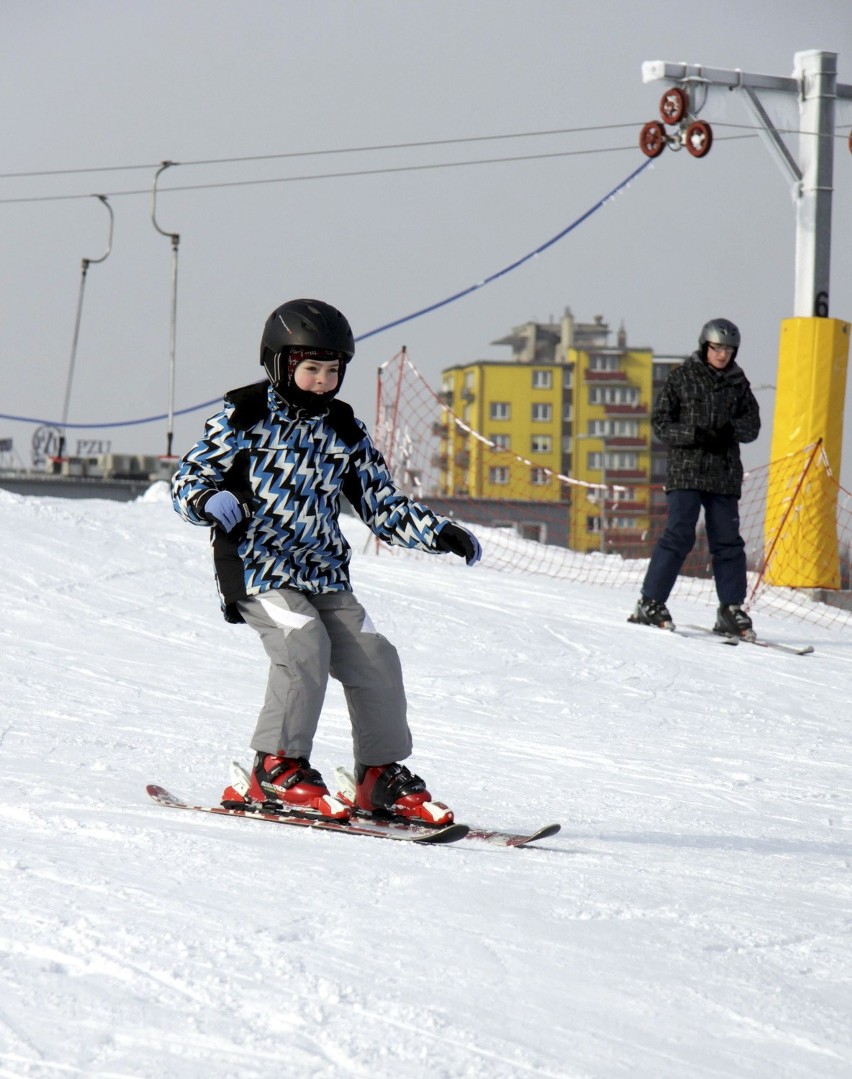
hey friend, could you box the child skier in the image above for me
[628,317,760,636]
[171,298,481,825]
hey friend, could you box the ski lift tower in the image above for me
[641,50,852,589]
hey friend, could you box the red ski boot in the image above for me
[352,762,454,826]
[242,753,350,820]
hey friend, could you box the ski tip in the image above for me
[146,784,183,807]
[509,822,562,846]
[411,822,470,844]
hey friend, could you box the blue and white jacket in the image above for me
[172,381,448,622]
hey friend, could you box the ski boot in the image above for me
[713,604,755,641]
[335,763,454,826]
[628,595,674,629]
[223,752,350,820]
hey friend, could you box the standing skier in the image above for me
[629,317,761,637]
[172,298,481,824]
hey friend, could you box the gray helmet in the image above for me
[699,318,740,356]
[260,298,355,369]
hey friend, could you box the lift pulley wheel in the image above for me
[659,87,688,125]
[639,121,667,158]
[685,120,713,158]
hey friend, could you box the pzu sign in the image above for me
[31,426,111,467]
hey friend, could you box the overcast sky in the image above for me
[2,0,851,478]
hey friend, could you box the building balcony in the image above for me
[603,501,647,514]
[605,469,646,480]
[603,403,648,415]
[584,369,629,382]
[604,436,646,448]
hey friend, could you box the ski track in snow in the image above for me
[1,485,851,1078]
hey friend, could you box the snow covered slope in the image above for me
[1,485,850,1078]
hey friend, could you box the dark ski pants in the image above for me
[641,489,747,606]
[237,589,413,768]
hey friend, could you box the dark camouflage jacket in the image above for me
[652,351,761,497]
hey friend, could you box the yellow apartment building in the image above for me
[436,309,680,553]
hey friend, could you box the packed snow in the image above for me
[1,483,851,1079]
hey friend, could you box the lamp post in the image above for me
[151,162,180,458]
[59,194,113,461]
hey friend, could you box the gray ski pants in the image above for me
[236,588,412,767]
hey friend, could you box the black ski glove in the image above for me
[694,423,735,453]
[714,421,736,448]
[434,521,482,566]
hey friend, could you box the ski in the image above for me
[332,766,561,848]
[629,620,738,645]
[682,625,814,655]
[672,626,739,646]
[463,822,562,848]
[146,785,469,844]
[748,638,815,656]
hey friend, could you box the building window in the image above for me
[491,434,511,450]
[590,451,639,471]
[490,402,511,420]
[530,467,550,486]
[589,354,621,372]
[531,435,552,454]
[588,419,639,437]
[489,467,510,485]
[588,386,640,406]
[532,369,552,389]
[531,403,552,422]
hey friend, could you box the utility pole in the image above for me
[152,162,181,459]
[58,195,113,463]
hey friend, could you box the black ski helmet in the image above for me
[260,298,354,371]
[699,318,740,361]
[260,298,354,412]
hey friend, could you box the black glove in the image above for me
[434,521,482,566]
[714,421,736,448]
[694,423,735,453]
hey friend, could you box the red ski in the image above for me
[146,785,469,844]
[332,766,561,848]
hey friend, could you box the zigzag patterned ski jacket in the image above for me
[172,382,448,622]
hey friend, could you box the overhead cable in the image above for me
[0,158,654,429]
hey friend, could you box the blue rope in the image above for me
[1,158,653,430]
